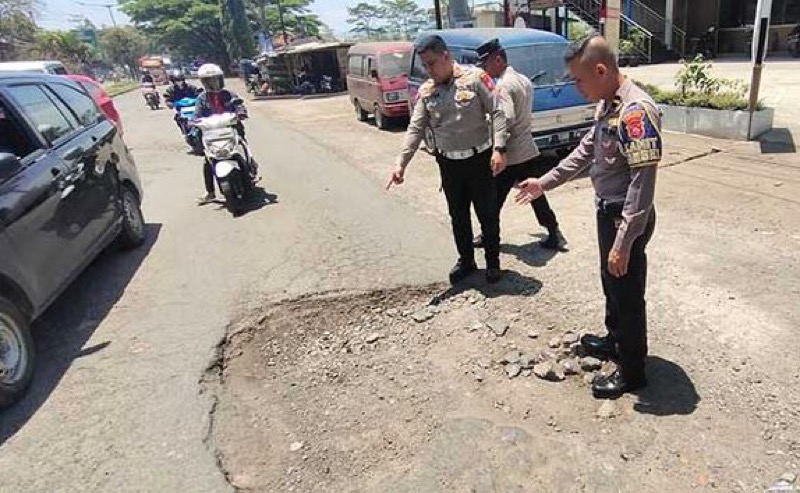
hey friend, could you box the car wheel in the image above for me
[375,106,390,130]
[117,185,146,249]
[0,297,34,409]
[354,100,368,122]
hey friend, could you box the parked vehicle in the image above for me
[347,42,413,130]
[174,96,203,154]
[788,23,800,58]
[195,108,256,216]
[0,73,145,408]
[0,60,68,75]
[65,74,124,135]
[408,28,595,153]
[141,81,161,110]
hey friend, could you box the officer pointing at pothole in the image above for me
[386,34,508,285]
[516,35,660,399]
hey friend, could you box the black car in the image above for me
[0,73,145,408]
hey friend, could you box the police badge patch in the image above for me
[618,101,663,167]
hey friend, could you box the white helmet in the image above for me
[198,63,225,92]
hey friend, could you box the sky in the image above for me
[40,0,434,36]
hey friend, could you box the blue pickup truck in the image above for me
[408,28,596,154]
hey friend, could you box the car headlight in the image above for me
[384,91,401,103]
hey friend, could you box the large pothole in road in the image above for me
[201,282,796,493]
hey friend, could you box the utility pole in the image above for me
[274,0,289,45]
[433,0,443,29]
[76,1,117,27]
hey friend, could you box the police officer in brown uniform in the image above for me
[473,38,564,250]
[516,36,660,399]
[387,35,508,284]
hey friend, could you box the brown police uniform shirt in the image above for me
[494,65,539,166]
[539,78,661,255]
[396,63,507,168]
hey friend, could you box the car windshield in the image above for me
[505,43,570,87]
[379,51,411,78]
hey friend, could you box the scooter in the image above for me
[173,97,204,155]
[319,75,335,93]
[141,82,160,110]
[194,104,257,216]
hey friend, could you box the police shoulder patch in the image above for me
[618,100,662,167]
[418,79,435,99]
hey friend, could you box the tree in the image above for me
[347,2,384,39]
[379,0,428,39]
[120,0,230,70]
[99,26,148,75]
[247,0,323,43]
[0,0,40,60]
[0,0,41,17]
[222,0,255,61]
[34,30,92,70]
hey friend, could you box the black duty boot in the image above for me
[485,267,503,284]
[591,370,647,399]
[580,333,619,359]
[449,259,477,285]
[539,226,562,250]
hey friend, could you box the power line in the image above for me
[75,1,117,27]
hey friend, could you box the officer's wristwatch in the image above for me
[494,146,507,154]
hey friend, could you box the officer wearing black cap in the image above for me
[472,38,564,251]
[386,34,508,284]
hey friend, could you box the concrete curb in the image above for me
[660,104,775,141]
[251,91,347,102]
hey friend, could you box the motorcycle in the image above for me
[195,104,256,216]
[319,75,335,93]
[788,24,800,58]
[246,74,261,95]
[141,82,160,110]
[173,97,204,155]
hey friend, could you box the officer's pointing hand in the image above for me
[513,178,543,204]
[386,166,405,190]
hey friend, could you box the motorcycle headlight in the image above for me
[206,140,234,158]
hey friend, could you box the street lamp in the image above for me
[75,1,118,27]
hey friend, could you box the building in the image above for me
[509,0,800,60]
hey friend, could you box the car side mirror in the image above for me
[371,69,379,79]
[0,152,23,182]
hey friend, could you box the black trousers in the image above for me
[494,156,559,230]
[597,204,656,380]
[437,149,500,268]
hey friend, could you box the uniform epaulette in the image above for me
[418,79,435,98]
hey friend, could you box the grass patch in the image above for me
[103,81,139,97]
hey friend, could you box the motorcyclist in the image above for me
[193,63,249,205]
[140,69,154,84]
[163,70,200,109]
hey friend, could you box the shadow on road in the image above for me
[429,269,543,305]
[501,237,566,268]
[0,224,161,445]
[633,355,700,416]
[759,128,796,154]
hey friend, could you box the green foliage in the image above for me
[347,2,385,38]
[346,0,430,40]
[34,30,93,68]
[99,26,148,70]
[222,0,255,60]
[567,20,594,42]
[247,0,323,41]
[634,79,757,111]
[120,0,230,68]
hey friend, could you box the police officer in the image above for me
[386,34,508,284]
[473,38,563,250]
[515,35,660,399]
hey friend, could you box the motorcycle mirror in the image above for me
[231,97,244,106]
